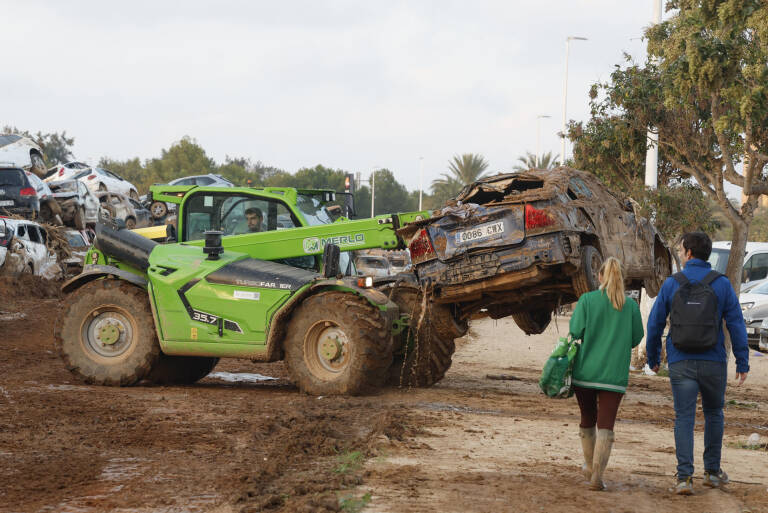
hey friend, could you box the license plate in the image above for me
[0,200,13,206]
[456,221,505,244]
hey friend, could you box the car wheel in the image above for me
[572,245,603,298]
[129,189,139,201]
[30,152,46,178]
[98,183,107,192]
[150,201,168,220]
[22,263,33,275]
[125,217,136,230]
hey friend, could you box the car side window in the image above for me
[27,225,41,243]
[196,177,214,185]
[16,225,27,239]
[744,253,768,282]
[568,178,593,199]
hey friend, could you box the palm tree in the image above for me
[513,151,560,171]
[430,153,489,204]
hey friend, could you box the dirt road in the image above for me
[1,281,767,512]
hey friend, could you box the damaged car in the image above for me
[400,167,672,334]
[0,218,58,276]
[49,179,100,229]
[0,134,47,178]
[96,191,151,230]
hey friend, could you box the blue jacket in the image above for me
[646,258,750,373]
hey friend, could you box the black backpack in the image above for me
[669,271,721,353]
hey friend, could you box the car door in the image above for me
[80,182,100,222]
[24,224,46,273]
[742,252,768,283]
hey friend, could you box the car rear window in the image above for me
[0,135,22,147]
[0,169,26,187]
[51,181,78,192]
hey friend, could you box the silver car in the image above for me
[49,179,100,229]
[0,134,47,178]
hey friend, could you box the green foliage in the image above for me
[744,207,768,242]
[513,151,560,171]
[353,169,418,218]
[339,492,372,512]
[431,153,489,205]
[2,125,75,165]
[334,450,364,474]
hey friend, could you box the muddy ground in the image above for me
[1,283,767,513]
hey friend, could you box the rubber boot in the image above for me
[579,426,596,481]
[589,429,614,491]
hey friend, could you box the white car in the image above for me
[62,229,91,276]
[709,241,768,286]
[43,161,91,183]
[0,134,47,178]
[740,280,768,311]
[0,218,57,275]
[72,167,139,199]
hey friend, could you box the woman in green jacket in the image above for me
[569,257,644,491]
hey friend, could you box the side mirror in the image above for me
[322,243,341,278]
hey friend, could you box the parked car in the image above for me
[0,134,47,178]
[709,241,768,285]
[0,218,57,275]
[49,179,101,229]
[72,167,139,199]
[0,167,40,217]
[355,255,392,277]
[43,161,91,183]
[95,191,151,230]
[61,229,90,276]
[739,279,768,311]
[147,174,234,220]
[400,167,672,334]
[742,301,768,350]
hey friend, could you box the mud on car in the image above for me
[400,167,672,334]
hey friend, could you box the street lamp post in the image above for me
[418,157,424,210]
[536,115,551,167]
[561,36,588,165]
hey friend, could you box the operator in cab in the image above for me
[245,207,263,232]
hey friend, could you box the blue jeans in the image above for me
[669,359,728,478]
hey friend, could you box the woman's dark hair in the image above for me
[682,232,712,260]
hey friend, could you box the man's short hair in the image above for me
[244,207,263,218]
[682,232,712,261]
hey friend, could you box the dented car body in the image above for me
[400,167,672,334]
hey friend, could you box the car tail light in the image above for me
[525,204,554,230]
[87,174,96,180]
[409,229,436,261]
[58,168,64,176]
[19,187,37,197]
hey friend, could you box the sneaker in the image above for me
[703,469,729,488]
[675,476,694,495]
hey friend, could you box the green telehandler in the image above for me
[55,184,466,395]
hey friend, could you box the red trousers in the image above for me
[574,386,624,430]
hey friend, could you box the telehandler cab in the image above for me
[55,184,466,395]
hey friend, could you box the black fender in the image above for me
[61,264,148,294]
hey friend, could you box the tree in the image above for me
[3,125,75,165]
[431,153,489,206]
[513,151,560,171]
[571,0,768,291]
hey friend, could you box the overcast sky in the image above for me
[4,1,663,192]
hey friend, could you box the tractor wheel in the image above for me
[512,309,553,335]
[572,245,603,298]
[145,355,219,385]
[385,284,467,388]
[283,291,393,396]
[74,206,86,231]
[150,201,168,220]
[54,280,160,386]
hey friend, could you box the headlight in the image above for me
[761,317,768,329]
[741,302,755,311]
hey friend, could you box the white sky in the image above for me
[4,1,667,192]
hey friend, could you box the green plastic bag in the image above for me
[538,335,580,398]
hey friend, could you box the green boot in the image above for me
[589,429,615,491]
[579,426,596,480]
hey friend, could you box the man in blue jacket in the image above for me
[647,232,749,495]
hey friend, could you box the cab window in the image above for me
[743,253,768,282]
[183,192,299,241]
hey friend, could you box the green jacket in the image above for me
[568,290,644,393]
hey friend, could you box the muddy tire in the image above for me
[54,280,161,386]
[283,291,393,396]
[643,243,670,298]
[74,206,86,231]
[145,355,219,385]
[129,189,139,201]
[385,284,467,387]
[39,203,53,222]
[98,182,107,192]
[572,245,602,298]
[150,201,168,220]
[125,216,137,230]
[511,309,552,335]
